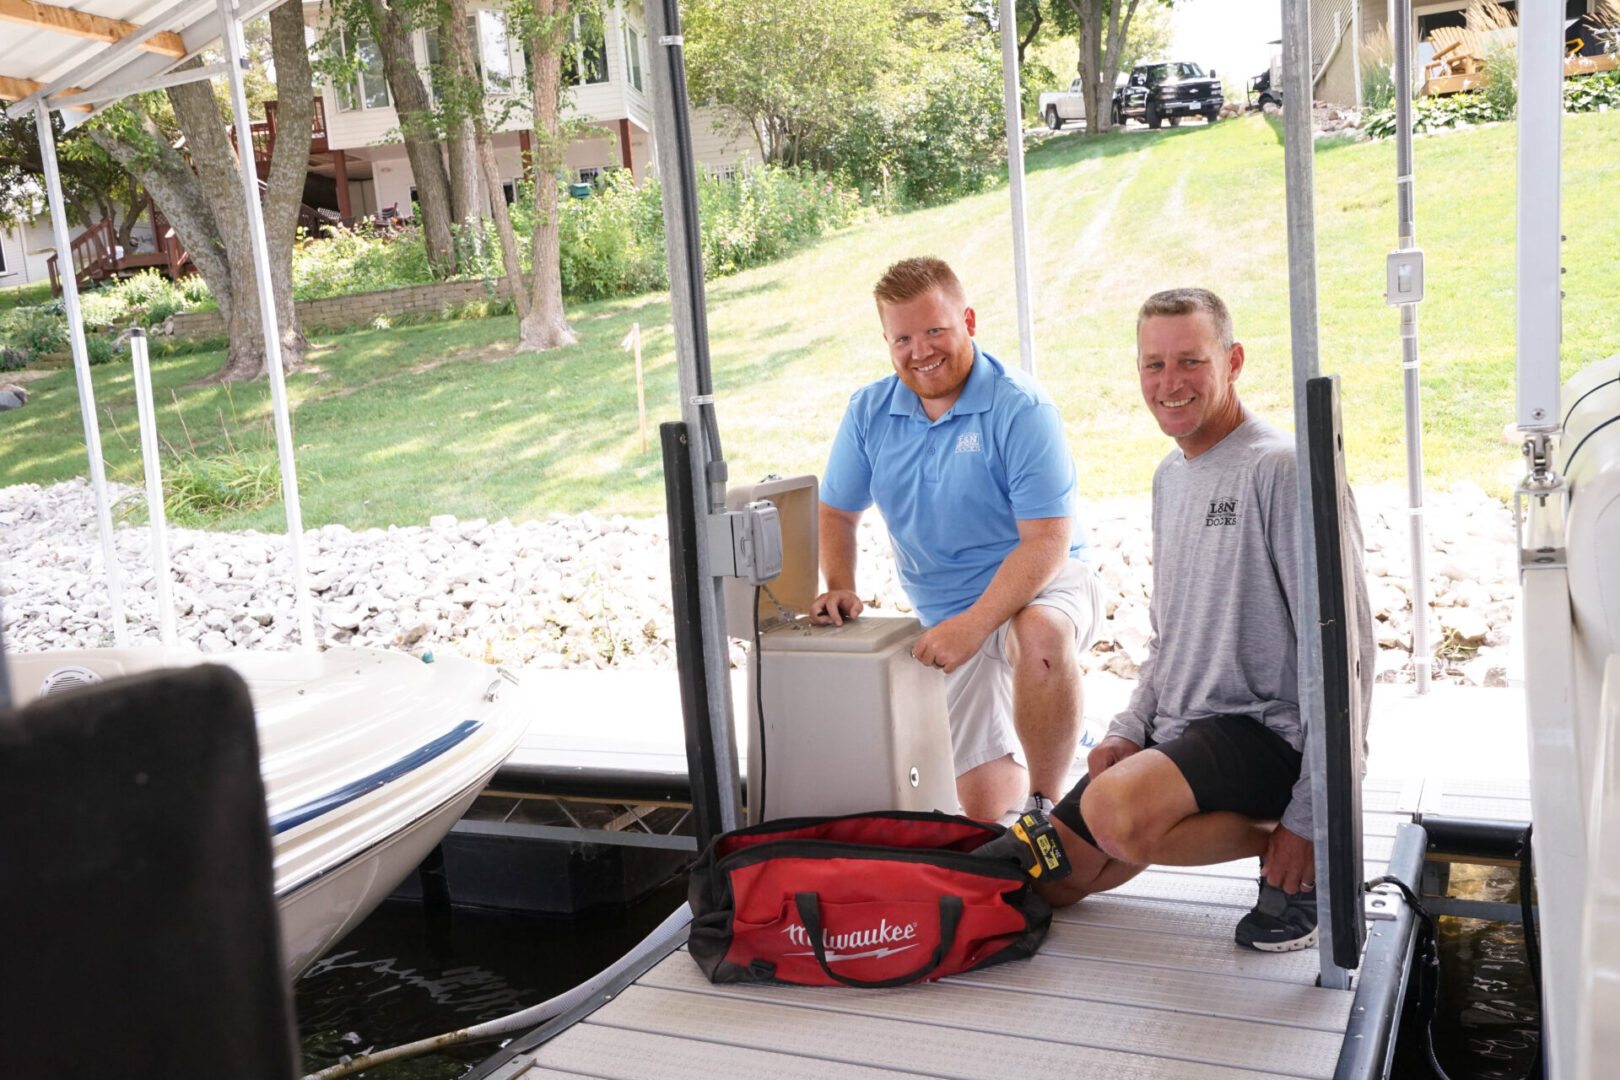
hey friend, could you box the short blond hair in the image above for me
[1137,288,1235,350]
[873,257,966,309]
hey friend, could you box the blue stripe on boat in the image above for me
[271,719,483,835]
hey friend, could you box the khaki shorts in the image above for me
[944,558,1104,777]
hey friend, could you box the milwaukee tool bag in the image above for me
[687,811,1052,987]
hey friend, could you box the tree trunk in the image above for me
[519,0,577,352]
[369,0,457,276]
[171,71,271,382]
[1067,0,1143,134]
[115,186,143,254]
[442,5,485,258]
[89,112,236,333]
[446,0,534,333]
[265,0,311,372]
[1018,4,1043,66]
[1100,0,1140,131]
[441,8,484,255]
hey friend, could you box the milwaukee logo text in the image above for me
[781,917,922,961]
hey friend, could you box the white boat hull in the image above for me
[5,645,528,981]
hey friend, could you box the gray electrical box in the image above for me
[724,474,958,823]
[1386,249,1425,306]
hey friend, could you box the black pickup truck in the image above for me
[1112,61,1223,129]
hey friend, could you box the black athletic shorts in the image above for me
[1050,715,1304,849]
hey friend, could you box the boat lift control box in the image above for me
[723,475,957,825]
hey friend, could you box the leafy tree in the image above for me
[509,0,582,351]
[88,0,312,381]
[1047,0,1176,133]
[0,115,147,253]
[682,0,896,166]
[318,0,462,275]
[962,0,1048,65]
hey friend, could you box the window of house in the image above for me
[501,180,516,205]
[423,15,511,98]
[578,166,601,183]
[478,10,515,94]
[0,237,9,274]
[561,13,609,85]
[338,28,391,111]
[622,25,644,92]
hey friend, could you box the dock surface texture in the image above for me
[476,680,1529,1080]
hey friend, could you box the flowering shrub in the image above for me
[1363,70,1620,139]
[290,224,438,300]
[0,304,68,362]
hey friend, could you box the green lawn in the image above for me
[4,111,1617,530]
[0,280,52,312]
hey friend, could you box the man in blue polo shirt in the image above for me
[809,257,1102,821]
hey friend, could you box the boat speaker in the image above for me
[38,665,104,698]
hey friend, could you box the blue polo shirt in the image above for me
[821,346,1085,626]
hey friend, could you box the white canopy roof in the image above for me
[1,0,286,124]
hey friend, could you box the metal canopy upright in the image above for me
[1516,0,1577,1072]
[646,0,743,840]
[1280,0,1357,990]
[1391,0,1432,694]
[5,0,317,649]
[998,0,1036,375]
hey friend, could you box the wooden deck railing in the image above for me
[47,217,117,298]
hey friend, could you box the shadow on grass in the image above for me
[1025,121,1213,174]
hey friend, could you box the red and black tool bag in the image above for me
[687,810,1052,987]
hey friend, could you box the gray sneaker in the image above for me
[1235,876,1319,952]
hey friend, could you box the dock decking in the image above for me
[468,680,1529,1080]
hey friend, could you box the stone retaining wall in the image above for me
[167,276,519,340]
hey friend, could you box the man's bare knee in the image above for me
[1081,776,1157,864]
[1008,607,1078,674]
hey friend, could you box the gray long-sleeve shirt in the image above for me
[1106,411,1374,839]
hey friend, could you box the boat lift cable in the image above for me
[1364,824,1545,1080]
[299,901,694,1080]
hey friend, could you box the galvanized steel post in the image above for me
[216,0,316,649]
[1392,0,1431,693]
[1281,0,1353,991]
[32,100,128,647]
[999,0,1037,375]
[646,0,743,836]
[129,330,177,645]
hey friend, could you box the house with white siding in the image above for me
[0,219,55,288]
[1309,0,1608,106]
[301,0,758,222]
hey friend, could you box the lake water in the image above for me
[295,878,688,1078]
[297,866,1539,1079]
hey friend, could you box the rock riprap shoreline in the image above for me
[2,479,1517,686]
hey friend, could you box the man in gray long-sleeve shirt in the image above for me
[1042,287,1372,953]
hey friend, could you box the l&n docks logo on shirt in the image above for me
[954,432,983,454]
[1205,496,1239,527]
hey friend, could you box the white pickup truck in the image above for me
[1039,78,1088,130]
